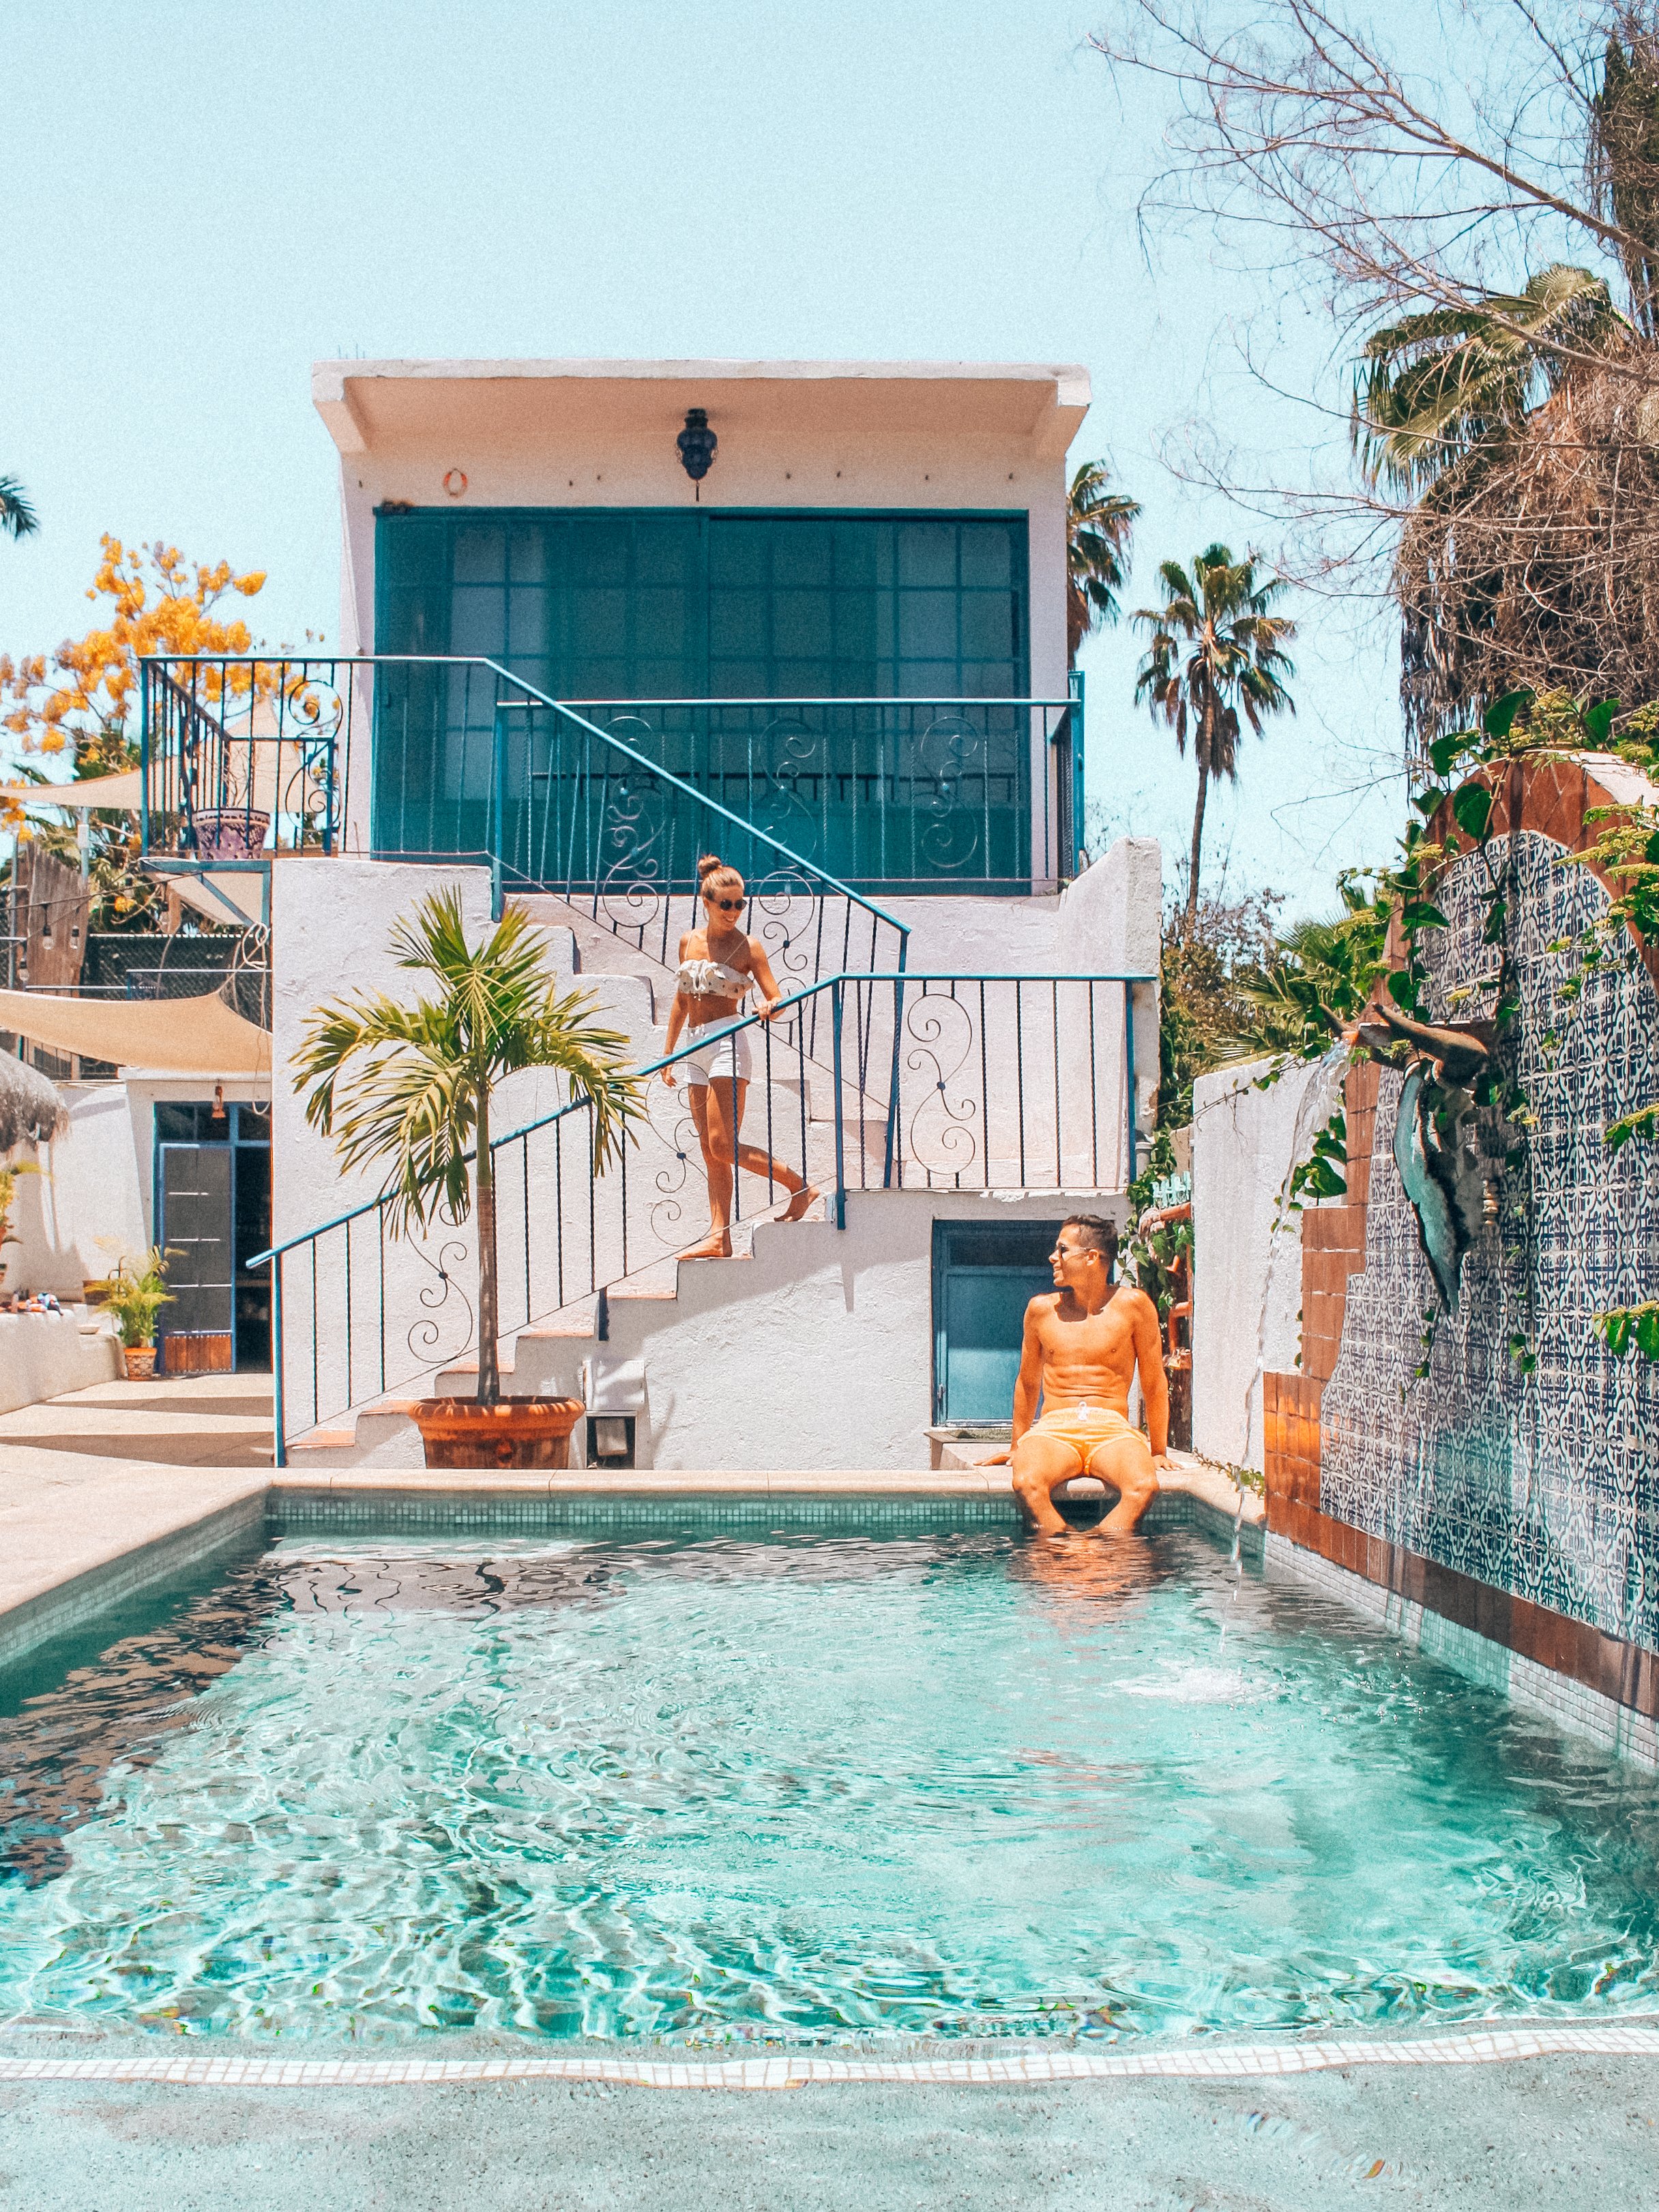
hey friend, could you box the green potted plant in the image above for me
[295,888,641,1469]
[103,1246,173,1378]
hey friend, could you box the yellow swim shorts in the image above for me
[1032,1402,1139,1476]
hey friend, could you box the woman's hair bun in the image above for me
[696,853,724,881]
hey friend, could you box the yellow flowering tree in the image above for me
[1,537,267,924]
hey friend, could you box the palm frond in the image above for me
[0,477,39,542]
[292,889,645,1237]
[1066,458,1141,659]
[1353,265,1626,498]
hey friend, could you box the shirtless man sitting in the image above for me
[1005,1215,1169,1537]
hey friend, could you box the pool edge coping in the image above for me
[0,1460,1261,1675]
[1,2022,1657,2091]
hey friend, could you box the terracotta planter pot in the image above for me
[412,1396,584,1471]
[123,1344,158,1381]
[192,807,270,860]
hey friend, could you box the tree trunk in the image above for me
[475,1080,499,1405]
[1185,765,1209,932]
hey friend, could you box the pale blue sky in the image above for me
[0,0,1412,916]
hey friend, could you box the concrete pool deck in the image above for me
[1,2031,1657,2210]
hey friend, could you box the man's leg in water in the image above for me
[1085,1428,1160,1535]
[1010,1430,1085,1535]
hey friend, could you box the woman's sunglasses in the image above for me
[709,895,745,911]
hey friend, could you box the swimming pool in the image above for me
[3,1511,1658,2046]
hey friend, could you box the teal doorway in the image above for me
[931,1220,1061,1426]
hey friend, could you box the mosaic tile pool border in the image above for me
[263,1492,1240,1542]
[2,2024,1656,2089]
[1265,1531,1659,1768]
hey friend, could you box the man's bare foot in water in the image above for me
[780,1184,818,1222]
[681,1229,733,1260]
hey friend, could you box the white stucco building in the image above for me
[141,357,1162,1466]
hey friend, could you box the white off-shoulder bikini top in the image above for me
[676,956,754,1000]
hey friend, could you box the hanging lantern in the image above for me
[676,407,717,486]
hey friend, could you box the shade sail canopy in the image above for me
[0,1054,68,1147]
[0,769,145,810]
[0,987,270,1075]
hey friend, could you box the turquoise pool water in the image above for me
[2,1518,1658,2045]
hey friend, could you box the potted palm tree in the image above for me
[295,889,641,1469]
[103,1246,173,1378]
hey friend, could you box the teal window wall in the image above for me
[378,508,1028,699]
[372,507,1035,888]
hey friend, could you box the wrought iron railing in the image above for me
[141,656,1080,901]
[141,658,910,1026]
[141,658,359,864]
[560,696,1078,893]
[257,969,1149,1461]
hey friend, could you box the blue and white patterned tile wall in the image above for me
[1320,830,1659,1653]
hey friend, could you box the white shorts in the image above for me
[681,1022,752,1088]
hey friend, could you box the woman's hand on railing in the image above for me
[759,997,784,1022]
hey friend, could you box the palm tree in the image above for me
[1066,458,1141,664]
[1133,546,1296,930]
[0,477,38,540]
[293,889,642,1404]
[1353,264,1627,501]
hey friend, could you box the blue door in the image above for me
[933,1222,1061,1425]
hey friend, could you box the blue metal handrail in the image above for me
[255,967,1152,1463]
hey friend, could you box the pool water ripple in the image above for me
[1,1524,1658,2044]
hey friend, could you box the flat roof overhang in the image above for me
[312,358,1091,459]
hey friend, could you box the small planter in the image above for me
[192,807,270,860]
[82,1279,113,1308]
[412,1396,584,1471]
[123,1344,158,1381]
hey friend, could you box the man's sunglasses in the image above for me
[709,895,745,911]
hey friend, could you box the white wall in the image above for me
[5,1072,267,1299]
[1190,1055,1338,1471]
[0,1312,121,1411]
[533,1188,1127,1471]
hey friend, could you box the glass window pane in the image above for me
[634,518,697,584]
[450,589,505,657]
[710,589,767,659]
[772,589,832,660]
[506,586,547,658]
[772,522,833,587]
[832,520,879,587]
[897,522,956,588]
[898,591,958,661]
[452,522,506,585]
[573,587,628,654]
[960,525,1013,588]
[709,520,767,586]
[572,521,629,586]
[508,525,548,583]
[634,587,689,658]
[960,592,1015,660]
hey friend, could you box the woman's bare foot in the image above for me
[681,1229,733,1261]
[780,1184,818,1223]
